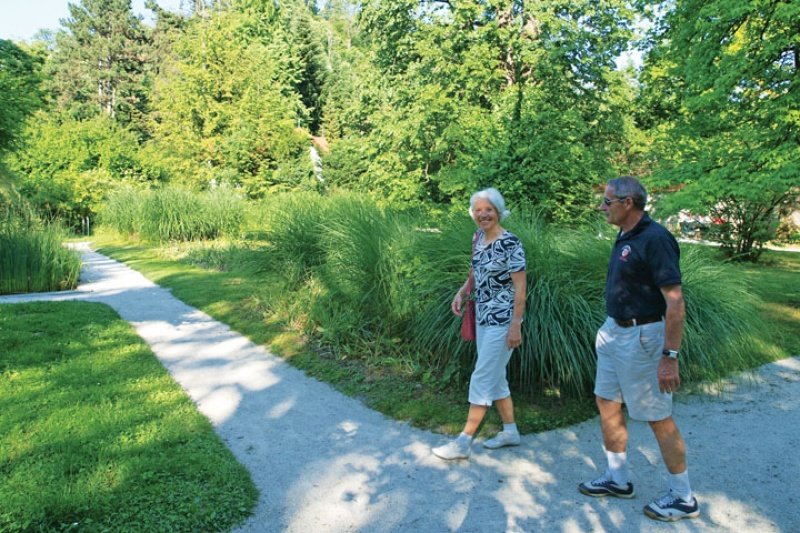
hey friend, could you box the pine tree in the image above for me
[49,0,150,129]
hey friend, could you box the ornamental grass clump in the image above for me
[99,186,144,236]
[253,192,329,280]
[678,246,777,382]
[253,192,413,349]
[320,194,407,332]
[102,186,244,242]
[0,208,80,295]
[140,187,207,241]
[402,206,770,397]
[202,186,246,239]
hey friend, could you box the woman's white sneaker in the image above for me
[483,430,521,449]
[432,439,471,460]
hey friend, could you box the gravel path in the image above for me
[2,243,798,532]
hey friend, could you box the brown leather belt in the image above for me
[614,315,663,328]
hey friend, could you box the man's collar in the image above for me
[618,213,651,239]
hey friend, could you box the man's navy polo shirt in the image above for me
[605,213,682,320]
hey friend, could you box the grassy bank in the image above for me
[0,301,257,532]
[90,192,794,435]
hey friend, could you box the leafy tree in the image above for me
[640,0,800,260]
[339,0,636,218]
[0,40,43,155]
[6,114,160,227]
[144,0,189,77]
[148,6,309,195]
[282,1,328,133]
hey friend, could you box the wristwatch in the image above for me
[662,349,679,359]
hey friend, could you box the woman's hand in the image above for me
[452,291,464,316]
[506,322,522,349]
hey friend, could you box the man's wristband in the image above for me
[662,349,679,359]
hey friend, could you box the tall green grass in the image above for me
[0,208,81,295]
[243,194,771,396]
[250,192,329,280]
[101,186,244,242]
[679,246,780,381]
[99,186,142,236]
[98,190,776,398]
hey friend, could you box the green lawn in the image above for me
[735,249,800,355]
[0,301,257,532]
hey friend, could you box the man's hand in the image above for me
[658,357,680,393]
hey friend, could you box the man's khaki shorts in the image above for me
[594,317,671,421]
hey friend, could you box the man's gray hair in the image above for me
[469,187,511,221]
[608,176,647,210]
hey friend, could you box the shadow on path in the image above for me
[2,243,798,532]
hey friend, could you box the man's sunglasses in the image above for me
[602,196,628,206]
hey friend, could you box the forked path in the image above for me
[2,243,798,532]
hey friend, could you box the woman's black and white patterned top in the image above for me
[471,229,526,326]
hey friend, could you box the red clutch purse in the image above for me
[460,293,476,341]
[460,231,479,342]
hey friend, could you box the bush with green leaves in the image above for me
[6,114,165,231]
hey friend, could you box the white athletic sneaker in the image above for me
[644,491,700,521]
[483,430,521,449]
[578,472,635,498]
[432,439,471,460]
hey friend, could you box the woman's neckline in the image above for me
[480,228,505,246]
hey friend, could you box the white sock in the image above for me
[456,432,473,445]
[669,470,692,502]
[503,423,519,434]
[606,450,629,485]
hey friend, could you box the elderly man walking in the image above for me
[578,176,700,522]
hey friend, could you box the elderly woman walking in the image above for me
[433,188,527,460]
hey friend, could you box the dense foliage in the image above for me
[1,0,797,243]
[2,0,643,228]
[103,189,776,395]
[638,0,800,259]
[0,40,43,155]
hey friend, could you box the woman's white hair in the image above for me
[469,187,511,221]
